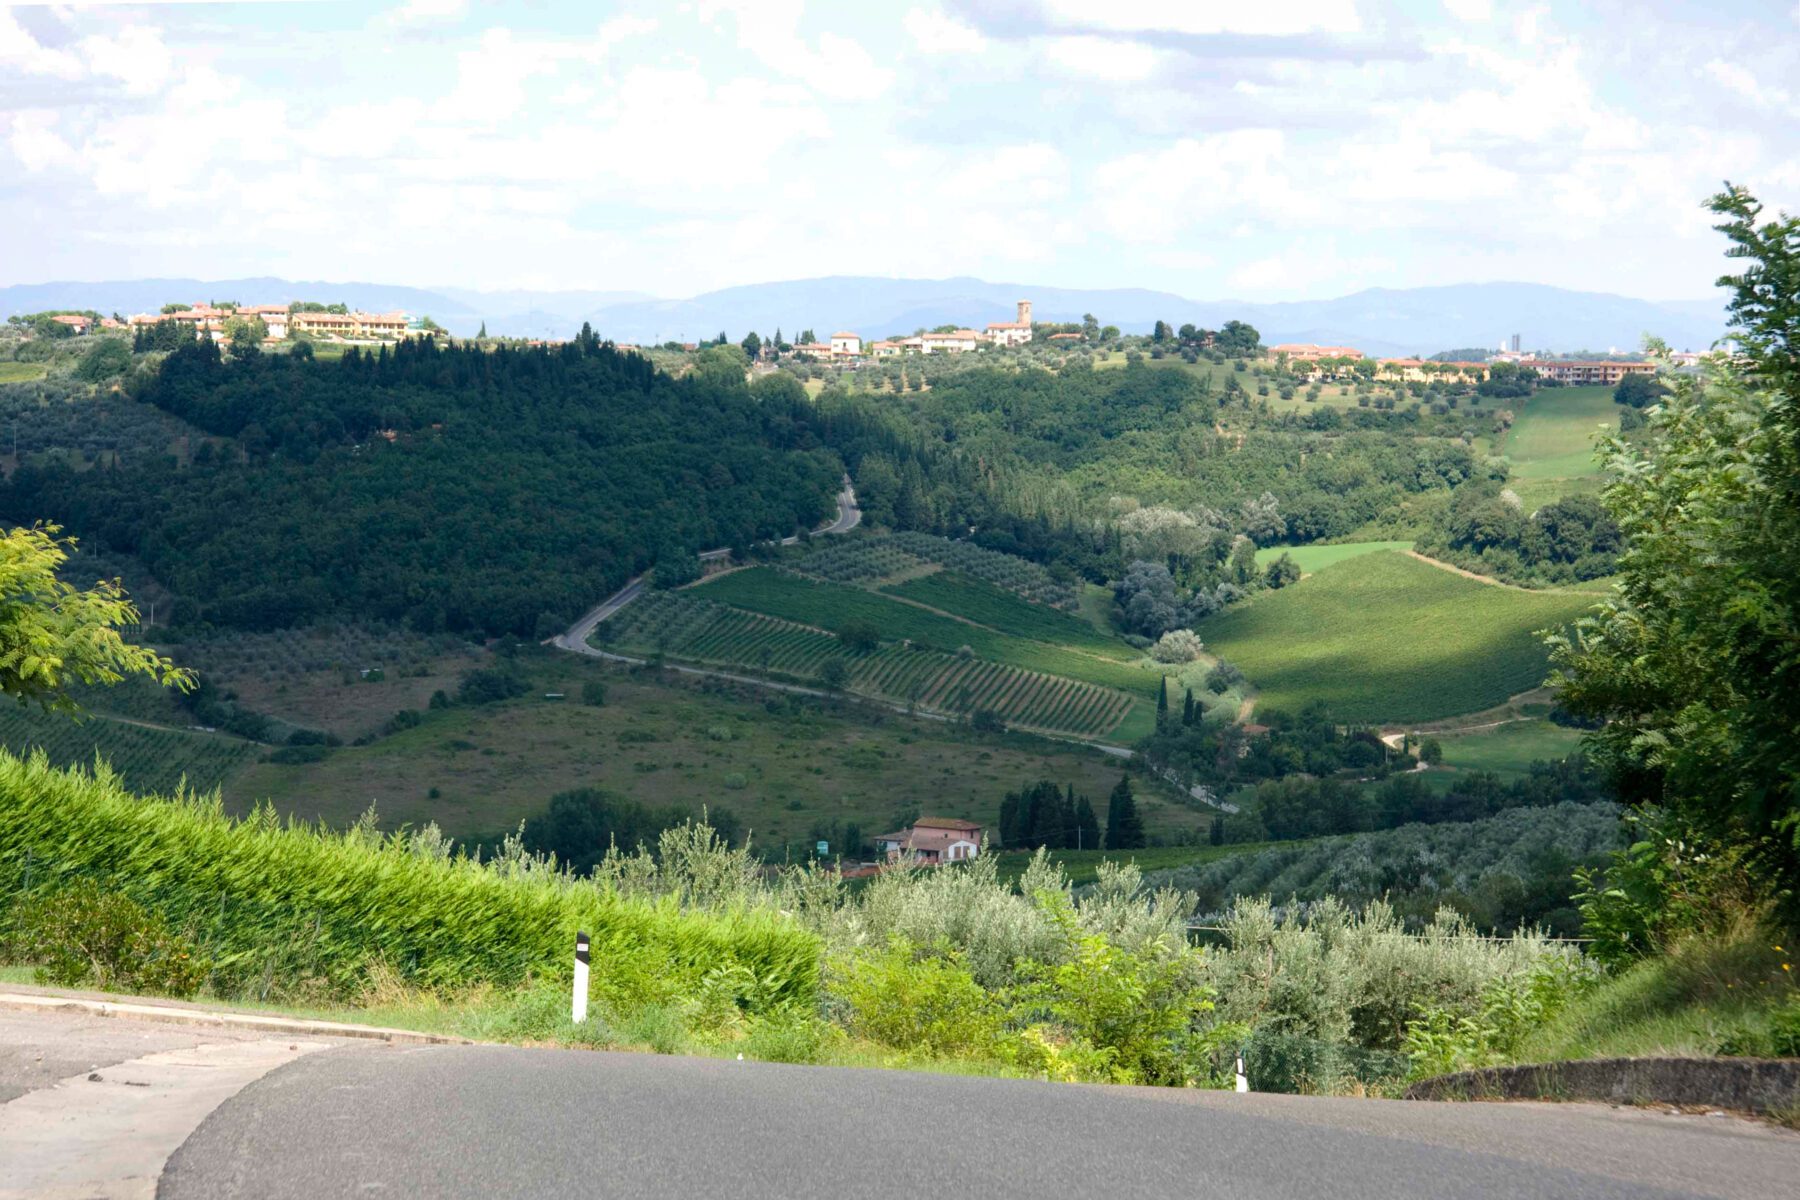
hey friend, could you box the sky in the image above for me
[2,0,1798,302]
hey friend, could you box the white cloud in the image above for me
[80,25,173,96]
[388,0,469,25]
[1034,0,1361,36]
[1704,58,1793,112]
[8,111,76,172]
[1442,0,1491,20]
[699,0,893,101]
[0,10,83,80]
[903,7,985,54]
[1041,36,1162,81]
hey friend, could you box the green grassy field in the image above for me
[1433,719,1585,780]
[226,655,1202,845]
[881,571,1132,658]
[1199,551,1594,724]
[0,362,48,383]
[694,568,1163,697]
[1253,541,1415,572]
[1502,386,1617,482]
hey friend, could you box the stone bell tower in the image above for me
[1017,299,1032,326]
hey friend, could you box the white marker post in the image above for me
[1235,1051,1249,1093]
[572,931,590,1025]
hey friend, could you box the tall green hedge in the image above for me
[0,751,817,1009]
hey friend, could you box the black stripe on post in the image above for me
[575,932,590,965]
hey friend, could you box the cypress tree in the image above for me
[999,791,1021,848]
[1209,815,1224,846]
[1105,774,1145,850]
[1075,796,1100,850]
[1182,689,1196,726]
[1156,679,1169,721]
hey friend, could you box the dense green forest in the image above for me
[1,334,843,636]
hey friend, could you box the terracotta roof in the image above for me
[1047,332,1083,340]
[831,331,860,339]
[913,817,983,831]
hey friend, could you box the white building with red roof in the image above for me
[986,299,1034,347]
[872,817,984,865]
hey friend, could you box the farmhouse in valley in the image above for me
[872,817,984,865]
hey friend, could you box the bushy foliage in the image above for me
[6,878,208,996]
[1549,187,1800,922]
[0,751,818,1007]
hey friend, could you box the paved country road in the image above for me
[147,1042,1798,1200]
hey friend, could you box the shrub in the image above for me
[457,668,528,705]
[581,681,608,707]
[7,879,208,997]
[1150,629,1204,663]
[835,939,1003,1058]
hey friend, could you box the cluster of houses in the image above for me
[1269,342,1661,386]
[789,300,1076,361]
[121,303,415,343]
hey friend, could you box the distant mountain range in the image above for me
[0,276,1726,356]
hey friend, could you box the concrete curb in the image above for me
[0,990,472,1046]
[1404,1056,1800,1115]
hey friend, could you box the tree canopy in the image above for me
[0,525,189,710]
[1549,185,1800,913]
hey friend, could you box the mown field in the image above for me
[1252,541,1414,573]
[228,654,1205,846]
[1502,385,1617,483]
[880,571,1131,658]
[1199,551,1594,724]
[0,705,255,797]
[1434,719,1586,781]
[607,590,1144,740]
[0,362,48,383]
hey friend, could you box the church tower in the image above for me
[1017,299,1032,326]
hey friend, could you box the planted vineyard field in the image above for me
[604,590,1138,739]
[1145,802,1622,917]
[695,568,1160,696]
[881,571,1132,658]
[885,532,1076,607]
[0,706,255,796]
[789,532,1076,607]
[1200,551,1593,724]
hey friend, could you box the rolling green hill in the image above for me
[1252,540,1414,573]
[1199,551,1594,724]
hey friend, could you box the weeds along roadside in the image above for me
[0,748,1599,1091]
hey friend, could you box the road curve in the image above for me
[159,1043,1799,1200]
[554,476,858,648]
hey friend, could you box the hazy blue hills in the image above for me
[0,275,1724,355]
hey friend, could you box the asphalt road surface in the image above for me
[157,1043,1800,1200]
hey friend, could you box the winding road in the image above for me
[553,475,859,652]
[8,1003,1795,1200]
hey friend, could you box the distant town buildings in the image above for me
[1271,343,1364,362]
[790,299,1037,361]
[126,303,415,343]
[1523,359,1657,386]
